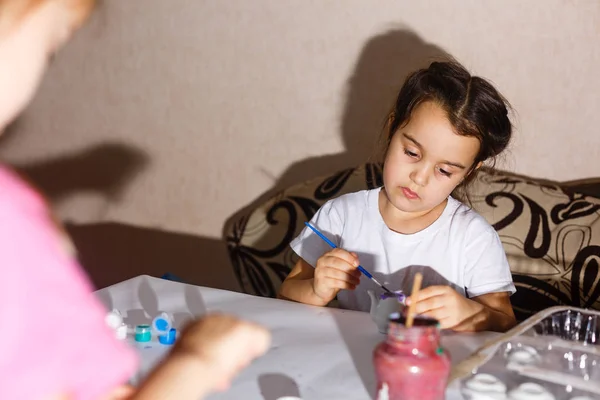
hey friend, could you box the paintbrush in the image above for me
[304,222,392,294]
[405,272,423,328]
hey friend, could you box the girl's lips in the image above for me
[401,187,419,199]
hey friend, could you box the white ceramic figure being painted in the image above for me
[368,290,406,333]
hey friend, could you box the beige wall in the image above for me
[1,0,599,290]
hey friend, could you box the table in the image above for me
[95,275,499,399]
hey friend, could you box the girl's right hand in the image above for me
[312,248,362,302]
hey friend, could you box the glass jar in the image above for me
[373,314,450,400]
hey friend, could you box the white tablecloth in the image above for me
[95,275,498,400]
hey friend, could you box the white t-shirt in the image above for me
[290,187,516,312]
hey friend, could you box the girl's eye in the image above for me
[403,149,418,158]
[438,168,452,177]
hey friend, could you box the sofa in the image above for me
[225,163,600,321]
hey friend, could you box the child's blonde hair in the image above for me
[0,0,95,36]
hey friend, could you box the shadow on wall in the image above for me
[65,221,237,291]
[277,28,448,192]
[226,28,448,225]
[10,142,238,291]
[223,28,449,295]
[15,142,148,203]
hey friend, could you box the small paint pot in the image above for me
[115,324,128,340]
[464,373,507,399]
[152,312,172,335]
[508,383,555,400]
[158,328,177,345]
[105,309,123,330]
[135,324,152,342]
[506,345,538,365]
[380,291,406,304]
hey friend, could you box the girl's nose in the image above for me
[410,165,429,187]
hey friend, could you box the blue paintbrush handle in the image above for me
[304,222,374,279]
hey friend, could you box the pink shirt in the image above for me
[0,165,138,399]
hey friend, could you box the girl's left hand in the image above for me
[406,285,486,331]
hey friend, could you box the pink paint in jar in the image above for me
[373,313,450,400]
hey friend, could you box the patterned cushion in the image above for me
[226,164,600,320]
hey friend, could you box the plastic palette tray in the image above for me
[450,306,600,400]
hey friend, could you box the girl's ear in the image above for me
[385,111,396,140]
[462,161,483,182]
[468,161,483,176]
[386,111,395,128]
